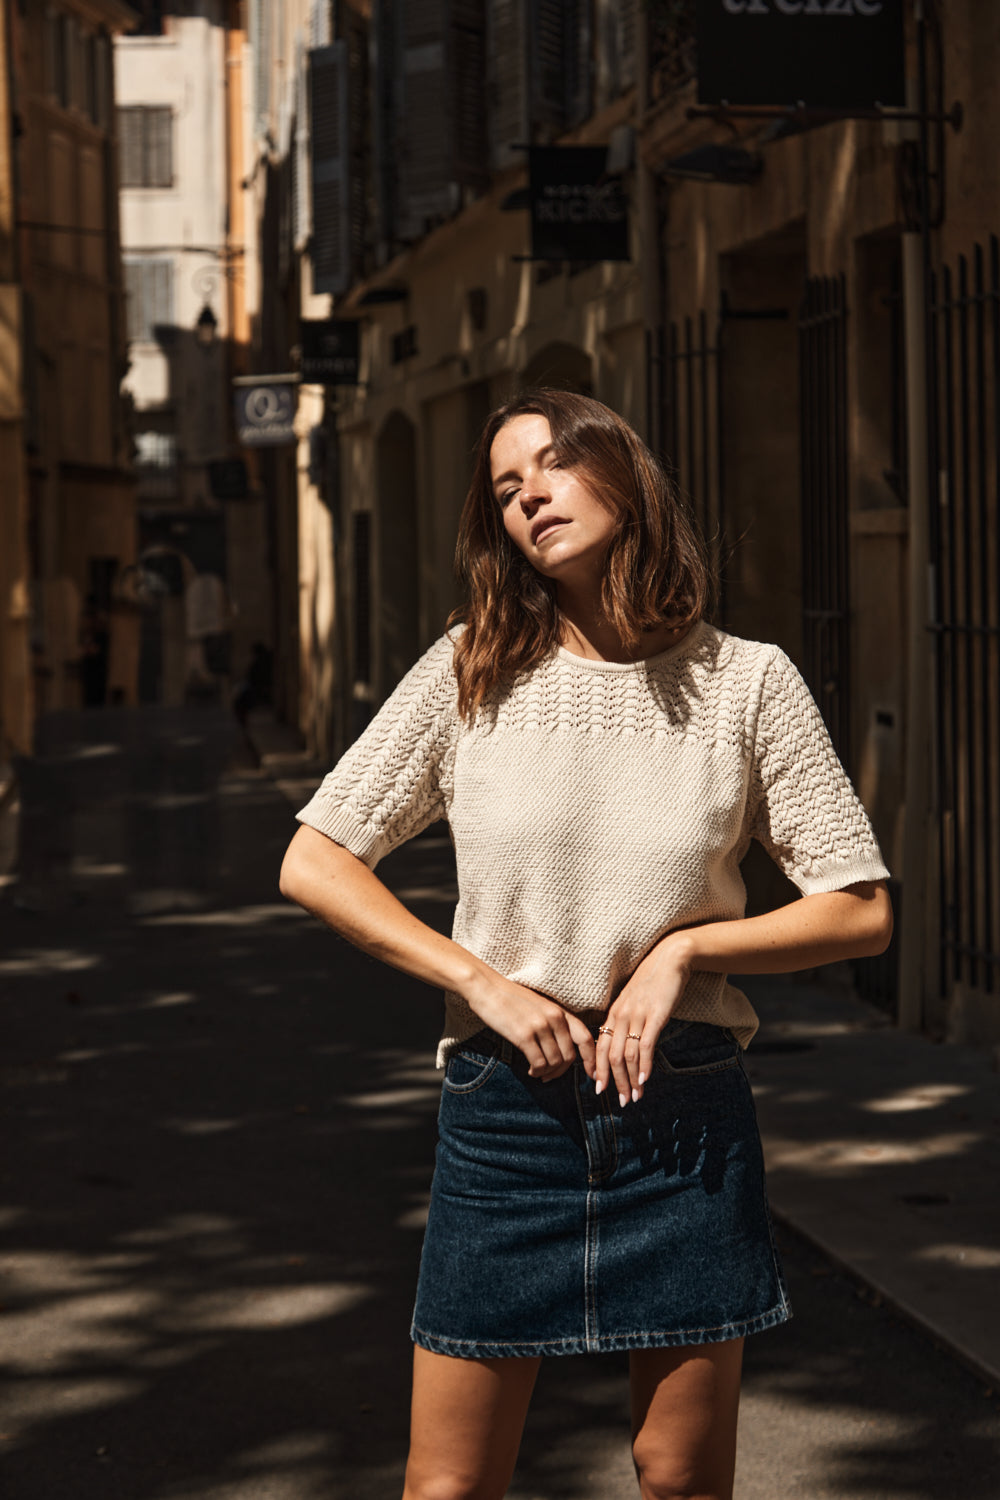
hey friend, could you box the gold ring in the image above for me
[627,1032,642,1041]
[598,1025,615,1037]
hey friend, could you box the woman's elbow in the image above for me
[858,882,894,956]
[278,835,312,905]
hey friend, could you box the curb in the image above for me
[769,1205,999,1392]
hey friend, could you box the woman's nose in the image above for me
[519,471,549,509]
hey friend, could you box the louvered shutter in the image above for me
[617,0,637,92]
[310,0,331,47]
[147,108,172,187]
[488,0,527,170]
[310,42,351,295]
[251,0,271,135]
[293,39,311,250]
[125,258,173,343]
[371,0,400,259]
[118,107,143,187]
[451,0,488,190]
[397,0,450,239]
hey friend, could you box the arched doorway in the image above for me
[374,410,420,701]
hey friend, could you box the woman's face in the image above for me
[489,414,618,584]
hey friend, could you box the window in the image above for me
[118,107,173,189]
[134,430,178,500]
[135,431,178,469]
[124,257,174,343]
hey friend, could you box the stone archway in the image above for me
[374,410,420,700]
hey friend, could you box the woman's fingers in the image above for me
[596,1015,656,1103]
[566,1013,597,1079]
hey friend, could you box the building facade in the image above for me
[2,0,138,742]
[115,0,270,706]
[246,1,999,1045]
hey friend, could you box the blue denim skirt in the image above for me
[411,1019,791,1359]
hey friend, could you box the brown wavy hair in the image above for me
[449,389,712,720]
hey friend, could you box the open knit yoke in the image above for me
[296,622,890,1067]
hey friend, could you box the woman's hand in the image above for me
[464,971,597,1082]
[595,937,692,1106]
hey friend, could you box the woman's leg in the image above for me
[402,1346,541,1500]
[629,1339,744,1500]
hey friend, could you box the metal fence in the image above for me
[928,236,1000,996]
[799,274,851,764]
[660,310,725,613]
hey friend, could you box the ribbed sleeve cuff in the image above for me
[295,796,389,868]
[793,856,892,896]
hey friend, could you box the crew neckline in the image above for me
[554,620,705,673]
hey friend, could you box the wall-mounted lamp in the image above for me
[662,144,762,185]
[195,303,218,348]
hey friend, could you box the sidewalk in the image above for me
[253,708,1000,1389]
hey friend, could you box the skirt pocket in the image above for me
[441,1036,501,1095]
[654,1020,741,1078]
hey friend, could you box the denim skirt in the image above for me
[411,1019,791,1359]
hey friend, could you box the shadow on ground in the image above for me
[1,706,997,1498]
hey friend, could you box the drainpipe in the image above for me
[636,10,662,452]
[897,2,934,1033]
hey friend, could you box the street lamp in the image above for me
[195,302,218,349]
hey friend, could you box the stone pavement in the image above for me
[251,710,1000,1391]
[0,704,997,1500]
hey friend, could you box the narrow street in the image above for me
[1,707,997,1499]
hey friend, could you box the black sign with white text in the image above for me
[300,319,360,385]
[529,147,630,263]
[695,0,905,109]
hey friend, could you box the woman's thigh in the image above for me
[629,1339,744,1500]
[403,1346,541,1500]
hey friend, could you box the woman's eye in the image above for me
[499,487,518,507]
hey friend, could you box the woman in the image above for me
[280,390,892,1500]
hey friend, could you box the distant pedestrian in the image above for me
[280,390,893,1500]
[79,593,110,707]
[233,641,273,730]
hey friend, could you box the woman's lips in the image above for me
[532,519,569,545]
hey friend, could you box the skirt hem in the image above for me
[410,1299,792,1360]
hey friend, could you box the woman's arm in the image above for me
[597,881,893,1106]
[279,824,597,1080]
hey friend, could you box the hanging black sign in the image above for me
[233,377,298,447]
[529,147,630,263]
[695,0,905,110]
[300,319,360,385]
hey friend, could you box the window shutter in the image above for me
[293,41,311,251]
[147,108,172,187]
[397,0,450,239]
[617,0,637,92]
[451,0,488,191]
[371,0,400,260]
[118,107,143,187]
[310,42,350,295]
[251,0,272,135]
[309,0,331,48]
[125,258,173,342]
[488,0,528,171]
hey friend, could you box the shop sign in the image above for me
[529,147,629,263]
[695,0,905,109]
[300,319,360,384]
[233,377,298,447]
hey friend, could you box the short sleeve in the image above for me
[746,648,890,895]
[295,633,459,868]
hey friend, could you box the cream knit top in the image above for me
[296,622,890,1066]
